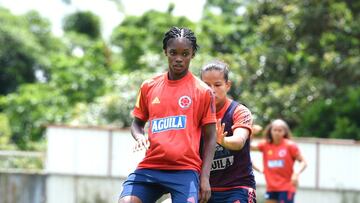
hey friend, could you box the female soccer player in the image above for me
[251,119,307,203]
[119,27,217,203]
[200,60,256,203]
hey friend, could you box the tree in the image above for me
[0,84,70,149]
[63,11,101,39]
[0,8,61,95]
[0,113,14,149]
[296,87,360,140]
[70,71,152,128]
[49,40,111,104]
[199,0,360,139]
[0,8,112,149]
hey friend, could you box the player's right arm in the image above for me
[131,81,150,152]
[250,140,265,173]
[250,142,260,151]
[252,161,263,173]
[131,117,149,151]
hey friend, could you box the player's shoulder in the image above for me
[233,102,253,122]
[235,102,251,113]
[141,72,165,88]
[258,139,269,147]
[193,74,212,92]
[284,139,298,147]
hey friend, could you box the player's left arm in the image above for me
[198,90,217,203]
[200,123,216,203]
[217,121,249,151]
[217,105,253,151]
[291,148,307,186]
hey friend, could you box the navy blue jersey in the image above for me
[210,100,256,190]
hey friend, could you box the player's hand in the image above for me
[291,173,299,187]
[199,176,211,203]
[133,136,150,152]
[216,119,228,146]
[251,124,263,139]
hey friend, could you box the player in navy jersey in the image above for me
[200,60,256,203]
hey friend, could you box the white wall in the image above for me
[46,127,110,176]
[46,126,144,177]
[45,125,360,203]
[111,131,145,177]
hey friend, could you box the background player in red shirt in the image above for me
[119,27,217,203]
[200,60,256,203]
[251,119,307,203]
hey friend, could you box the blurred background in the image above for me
[0,0,359,202]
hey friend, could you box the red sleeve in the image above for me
[132,81,149,121]
[257,140,267,152]
[200,89,216,125]
[231,104,253,134]
[289,142,300,159]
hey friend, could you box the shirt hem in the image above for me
[132,111,147,122]
[211,185,255,192]
[137,165,200,173]
[201,119,216,126]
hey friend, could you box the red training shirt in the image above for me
[133,71,216,172]
[258,139,300,192]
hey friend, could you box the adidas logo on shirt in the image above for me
[152,97,160,104]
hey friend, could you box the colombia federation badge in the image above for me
[178,95,192,109]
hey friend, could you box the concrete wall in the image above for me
[46,174,124,203]
[45,174,360,203]
[1,172,360,203]
[0,171,45,203]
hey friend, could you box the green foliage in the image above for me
[1,0,360,152]
[199,0,360,139]
[0,8,59,95]
[50,40,111,104]
[0,155,43,170]
[0,84,70,149]
[0,113,15,149]
[0,8,116,149]
[70,71,153,127]
[63,11,101,39]
[295,87,360,139]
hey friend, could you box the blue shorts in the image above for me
[208,188,256,203]
[265,191,295,203]
[119,169,199,203]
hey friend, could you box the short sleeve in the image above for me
[289,142,300,159]
[132,81,149,121]
[200,89,216,125]
[257,140,267,152]
[232,104,253,134]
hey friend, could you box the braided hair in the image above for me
[162,27,199,55]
